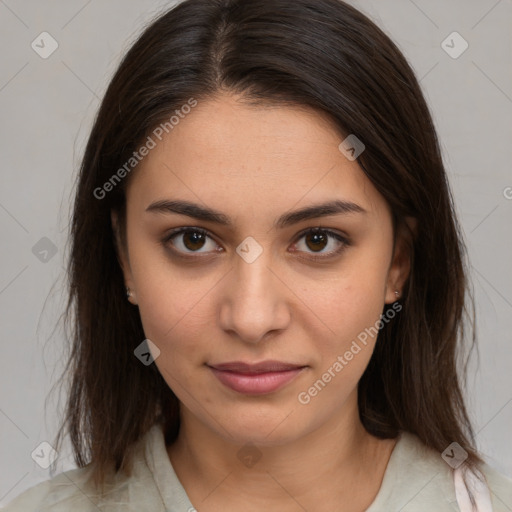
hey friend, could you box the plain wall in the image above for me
[0,0,511,505]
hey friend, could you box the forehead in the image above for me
[126,93,388,219]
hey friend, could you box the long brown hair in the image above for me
[53,0,482,493]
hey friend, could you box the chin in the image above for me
[207,404,309,446]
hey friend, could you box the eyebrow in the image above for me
[145,198,366,229]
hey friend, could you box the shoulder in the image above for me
[368,431,512,511]
[475,461,512,510]
[1,425,169,512]
[1,464,160,512]
[0,466,101,512]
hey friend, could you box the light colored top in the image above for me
[2,423,511,511]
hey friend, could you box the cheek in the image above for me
[313,258,389,340]
[132,263,221,374]
[137,285,209,357]
[297,278,388,414]
[303,256,391,386]
[135,286,209,396]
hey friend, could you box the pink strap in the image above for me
[454,465,493,511]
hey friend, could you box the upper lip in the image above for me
[208,360,306,374]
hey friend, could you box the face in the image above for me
[113,92,411,446]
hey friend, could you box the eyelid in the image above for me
[162,226,219,257]
[293,226,349,243]
[290,226,350,261]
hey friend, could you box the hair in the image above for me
[52,0,483,494]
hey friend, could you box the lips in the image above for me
[210,360,305,374]
[208,360,307,394]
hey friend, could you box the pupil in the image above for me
[306,232,327,252]
[184,231,205,251]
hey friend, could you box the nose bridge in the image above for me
[235,245,274,299]
[219,240,290,342]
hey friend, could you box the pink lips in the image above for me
[208,360,306,395]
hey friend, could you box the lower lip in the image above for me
[209,367,305,395]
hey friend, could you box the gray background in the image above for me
[0,0,511,505]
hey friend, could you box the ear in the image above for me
[111,209,137,304]
[384,216,416,304]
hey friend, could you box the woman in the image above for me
[4,0,511,510]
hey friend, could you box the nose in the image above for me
[218,248,291,344]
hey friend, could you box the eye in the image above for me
[291,227,349,260]
[162,227,220,256]
[162,226,350,260]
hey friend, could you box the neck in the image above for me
[167,391,397,512]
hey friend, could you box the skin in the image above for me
[112,92,414,512]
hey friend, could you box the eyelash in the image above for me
[161,226,350,262]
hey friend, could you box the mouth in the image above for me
[207,360,308,395]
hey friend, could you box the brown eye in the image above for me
[181,230,207,251]
[304,231,329,252]
[162,226,349,261]
[291,227,349,260]
[163,228,219,255]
